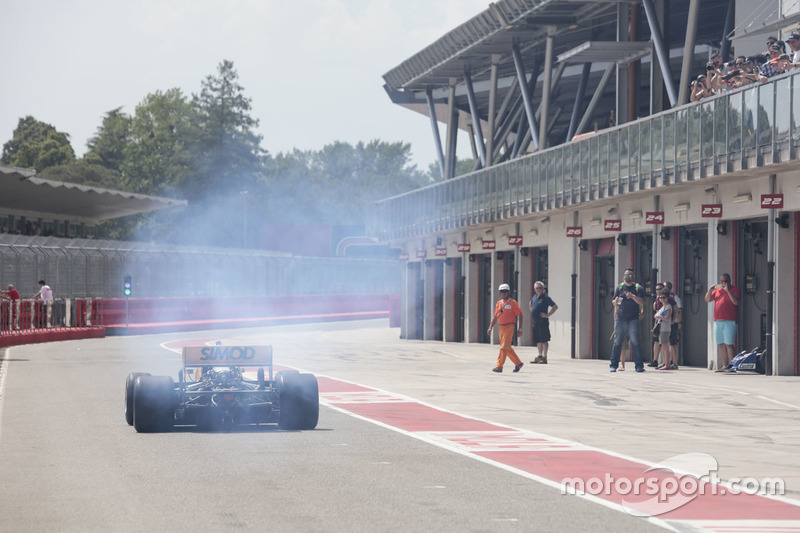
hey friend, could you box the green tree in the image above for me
[85,107,132,172]
[1,116,75,171]
[191,59,267,199]
[262,140,430,226]
[426,157,475,181]
[122,88,199,196]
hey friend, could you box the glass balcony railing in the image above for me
[370,69,800,242]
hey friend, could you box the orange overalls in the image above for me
[494,298,522,368]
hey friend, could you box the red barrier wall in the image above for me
[103,293,397,325]
[0,294,401,344]
[101,293,401,335]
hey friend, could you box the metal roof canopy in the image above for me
[733,11,800,38]
[382,0,732,171]
[0,165,187,222]
[557,41,652,64]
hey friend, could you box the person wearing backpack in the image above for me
[609,269,646,373]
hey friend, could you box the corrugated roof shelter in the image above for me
[0,164,187,222]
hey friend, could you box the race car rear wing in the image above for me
[182,345,273,368]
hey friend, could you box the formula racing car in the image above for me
[124,344,319,432]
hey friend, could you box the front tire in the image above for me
[133,375,175,433]
[277,371,319,430]
[125,372,150,425]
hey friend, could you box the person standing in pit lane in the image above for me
[529,281,557,364]
[609,269,646,373]
[488,283,524,373]
[664,281,682,369]
[705,273,741,371]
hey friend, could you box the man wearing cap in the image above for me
[488,283,524,373]
[760,44,784,79]
[609,269,646,373]
[788,33,800,63]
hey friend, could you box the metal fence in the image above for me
[0,235,401,298]
[0,298,102,334]
[369,68,800,240]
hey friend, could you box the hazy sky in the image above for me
[1,0,489,172]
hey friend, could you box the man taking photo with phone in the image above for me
[705,273,741,371]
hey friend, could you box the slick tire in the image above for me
[133,375,175,433]
[125,372,150,425]
[277,371,319,430]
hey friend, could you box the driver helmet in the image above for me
[498,283,511,292]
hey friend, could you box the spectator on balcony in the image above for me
[788,33,800,63]
[606,109,616,128]
[759,47,784,80]
[766,36,778,53]
[760,53,796,83]
[728,56,759,87]
[764,42,783,64]
[690,75,713,102]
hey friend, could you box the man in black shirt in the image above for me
[609,269,645,373]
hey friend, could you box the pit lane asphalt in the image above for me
[0,318,796,532]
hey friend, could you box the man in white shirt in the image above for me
[788,33,800,63]
[33,280,54,327]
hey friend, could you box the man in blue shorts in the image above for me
[704,273,741,371]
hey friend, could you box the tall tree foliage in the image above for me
[262,140,430,225]
[121,89,198,196]
[191,59,267,199]
[426,157,475,180]
[85,107,132,172]
[1,116,75,171]
[2,60,433,247]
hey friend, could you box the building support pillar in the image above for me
[512,40,540,151]
[539,26,555,151]
[464,253,481,343]
[575,63,615,138]
[677,0,700,106]
[464,69,487,168]
[486,57,500,166]
[642,0,676,107]
[567,63,592,142]
[444,81,458,179]
[425,88,446,180]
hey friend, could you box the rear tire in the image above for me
[133,375,175,433]
[125,372,150,425]
[277,371,319,430]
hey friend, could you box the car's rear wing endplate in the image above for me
[182,345,273,367]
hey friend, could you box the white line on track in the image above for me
[0,348,11,444]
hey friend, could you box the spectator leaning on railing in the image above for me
[32,280,54,328]
[690,42,800,101]
[0,284,21,330]
[788,33,800,62]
